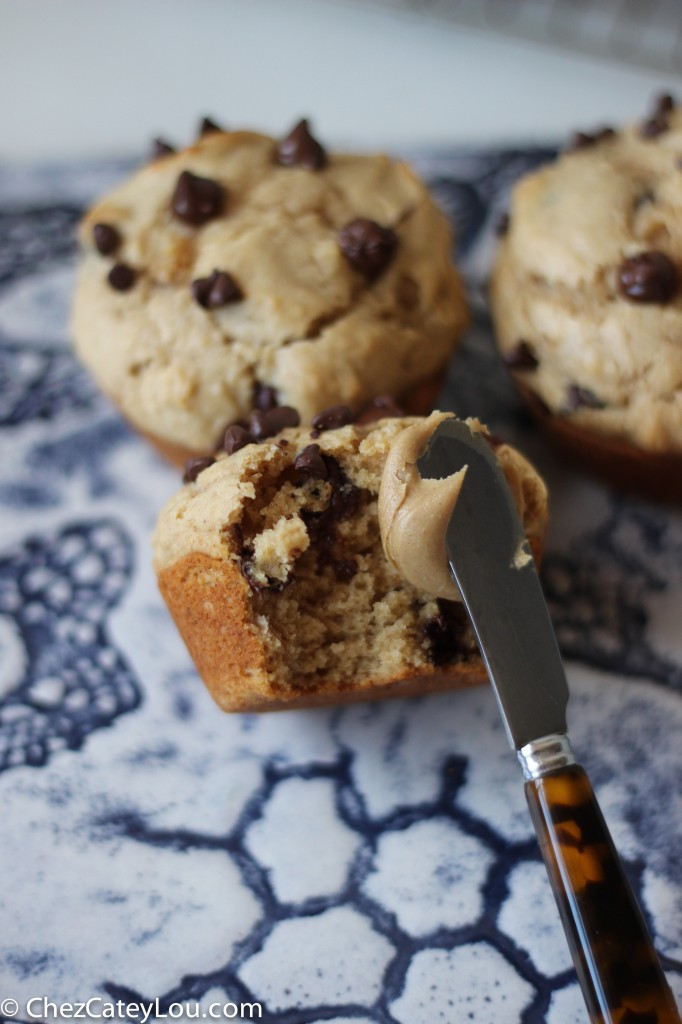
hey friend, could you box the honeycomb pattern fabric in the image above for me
[0,150,680,1024]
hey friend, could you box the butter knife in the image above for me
[417,418,681,1024]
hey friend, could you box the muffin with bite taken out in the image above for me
[152,405,548,711]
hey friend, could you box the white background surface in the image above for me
[2,0,682,160]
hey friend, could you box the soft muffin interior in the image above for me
[221,443,475,692]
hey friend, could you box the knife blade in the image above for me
[417,418,681,1024]
[417,417,568,751]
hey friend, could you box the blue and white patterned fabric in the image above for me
[0,149,681,1024]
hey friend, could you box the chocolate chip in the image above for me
[422,600,468,666]
[191,269,243,308]
[294,444,328,479]
[329,469,359,521]
[198,116,223,136]
[311,405,353,437]
[654,92,675,115]
[253,383,279,412]
[494,211,510,236]
[276,118,327,171]
[107,263,136,291]
[183,455,215,483]
[354,394,405,425]
[639,93,676,139]
[640,115,669,139]
[332,558,357,581]
[302,452,358,525]
[240,559,286,594]
[422,616,454,665]
[503,340,539,371]
[171,170,225,225]
[566,127,615,152]
[249,406,300,440]
[93,222,121,256]
[299,453,363,573]
[566,131,593,151]
[618,251,678,303]
[151,137,176,160]
[338,219,397,281]
[566,385,604,411]
[222,424,255,455]
[640,93,675,138]
[232,524,290,593]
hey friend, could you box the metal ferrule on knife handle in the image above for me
[518,733,576,780]
[524,755,681,1024]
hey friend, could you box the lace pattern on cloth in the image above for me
[0,148,680,1023]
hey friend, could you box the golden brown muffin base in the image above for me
[135,370,447,470]
[157,537,544,713]
[157,551,488,712]
[518,383,682,504]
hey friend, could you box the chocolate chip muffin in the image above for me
[152,408,548,712]
[491,94,682,501]
[72,118,469,466]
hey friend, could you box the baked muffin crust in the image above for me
[73,125,468,457]
[153,413,548,711]
[491,100,682,457]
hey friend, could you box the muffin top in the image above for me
[152,409,547,580]
[73,120,467,453]
[492,95,682,451]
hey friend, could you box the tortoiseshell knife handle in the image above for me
[525,764,681,1024]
